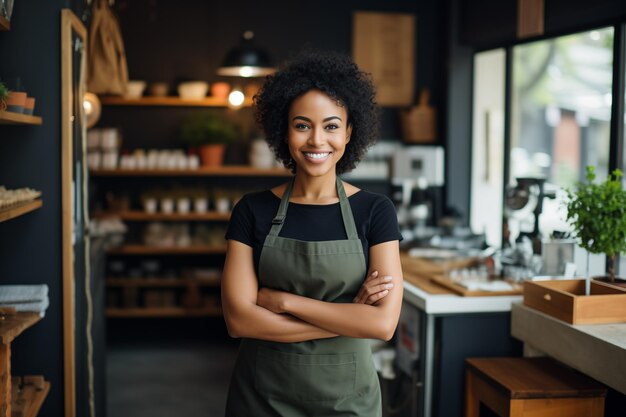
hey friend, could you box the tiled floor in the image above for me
[106,338,238,417]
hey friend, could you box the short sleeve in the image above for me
[368,196,403,246]
[224,194,254,246]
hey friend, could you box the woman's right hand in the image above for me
[353,270,394,305]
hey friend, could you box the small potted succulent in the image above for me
[0,81,9,111]
[565,165,626,290]
[179,112,239,167]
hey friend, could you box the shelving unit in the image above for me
[92,210,230,221]
[10,376,50,417]
[107,245,227,255]
[0,312,49,417]
[0,112,42,126]
[106,305,222,318]
[99,96,253,107]
[0,200,43,223]
[0,16,9,31]
[90,166,290,177]
[106,277,220,288]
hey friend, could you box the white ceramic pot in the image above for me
[177,81,209,100]
[124,80,147,99]
[161,198,174,214]
[215,197,230,214]
[143,198,157,214]
[194,198,208,213]
[177,198,191,214]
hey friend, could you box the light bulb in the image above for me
[228,90,245,107]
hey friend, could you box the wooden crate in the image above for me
[523,279,626,324]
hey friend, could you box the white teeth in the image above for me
[304,152,330,159]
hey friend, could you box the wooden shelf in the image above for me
[11,377,50,417]
[106,277,220,287]
[99,96,253,107]
[0,15,9,31]
[90,165,291,177]
[92,210,230,221]
[0,312,41,344]
[0,200,43,223]
[107,245,227,255]
[0,111,42,125]
[106,306,222,318]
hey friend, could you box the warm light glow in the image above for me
[239,66,254,77]
[228,90,245,107]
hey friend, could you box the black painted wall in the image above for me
[0,1,69,417]
[98,0,447,153]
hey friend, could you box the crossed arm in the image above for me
[221,239,403,343]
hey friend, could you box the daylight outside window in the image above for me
[507,28,614,244]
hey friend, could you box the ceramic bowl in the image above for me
[124,80,147,99]
[177,81,209,100]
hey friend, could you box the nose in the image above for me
[307,127,325,147]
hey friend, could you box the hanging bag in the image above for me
[87,0,128,95]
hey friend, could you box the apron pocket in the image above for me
[255,346,356,402]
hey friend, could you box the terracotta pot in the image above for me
[23,97,36,115]
[199,144,226,167]
[6,91,27,113]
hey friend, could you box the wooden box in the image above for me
[523,279,626,324]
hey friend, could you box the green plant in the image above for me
[0,82,9,110]
[179,113,239,147]
[565,165,626,282]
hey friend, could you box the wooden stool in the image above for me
[465,357,607,417]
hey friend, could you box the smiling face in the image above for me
[287,89,352,179]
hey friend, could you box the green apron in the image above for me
[225,177,382,417]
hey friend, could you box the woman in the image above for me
[221,50,403,416]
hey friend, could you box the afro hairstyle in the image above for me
[253,49,379,174]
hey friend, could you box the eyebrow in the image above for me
[292,116,342,123]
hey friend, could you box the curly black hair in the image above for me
[254,49,379,174]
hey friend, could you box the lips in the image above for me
[302,151,332,165]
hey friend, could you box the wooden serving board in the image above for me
[430,275,523,297]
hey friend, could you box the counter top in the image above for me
[400,252,522,314]
[403,281,522,314]
[511,302,626,394]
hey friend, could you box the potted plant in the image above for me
[0,81,9,111]
[179,112,239,167]
[564,165,626,290]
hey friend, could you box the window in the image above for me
[470,49,506,247]
[507,28,614,242]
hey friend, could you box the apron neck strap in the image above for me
[269,177,359,240]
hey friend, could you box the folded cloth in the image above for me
[0,285,49,317]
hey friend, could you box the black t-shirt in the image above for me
[225,188,403,272]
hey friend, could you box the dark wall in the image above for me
[460,0,626,50]
[102,0,445,148]
[0,1,69,417]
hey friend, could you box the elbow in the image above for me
[223,311,243,339]
[380,321,397,341]
[369,317,398,341]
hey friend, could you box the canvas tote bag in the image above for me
[87,0,128,95]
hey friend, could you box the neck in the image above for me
[291,171,338,202]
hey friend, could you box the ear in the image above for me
[346,124,353,143]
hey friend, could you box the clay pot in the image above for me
[23,97,36,115]
[211,82,231,99]
[198,144,225,167]
[5,91,26,113]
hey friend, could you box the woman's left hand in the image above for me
[257,287,288,314]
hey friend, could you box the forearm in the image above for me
[225,303,338,343]
[282,294,399,341]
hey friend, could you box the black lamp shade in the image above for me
[217,32,275,77]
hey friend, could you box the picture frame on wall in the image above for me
[352,11,416,107]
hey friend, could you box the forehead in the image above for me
[289,89,347,118]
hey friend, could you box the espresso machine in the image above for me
[390,146,445,244]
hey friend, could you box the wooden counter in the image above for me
[511,302,626,394]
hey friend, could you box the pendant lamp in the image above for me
[217,31,275,77]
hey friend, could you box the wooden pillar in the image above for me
[518,0,545,39]
[0,343,11,417]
